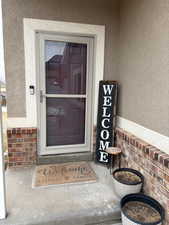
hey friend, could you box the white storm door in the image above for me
[37,33,94,155]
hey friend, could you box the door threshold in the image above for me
[37,152,94,165]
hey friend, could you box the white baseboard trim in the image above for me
[117,116,169,154]
[7,118,33,128]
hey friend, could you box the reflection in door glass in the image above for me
[45,41,87,95]
[46,98,86,146]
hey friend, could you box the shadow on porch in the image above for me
[1,162,121,225]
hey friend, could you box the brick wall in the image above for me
[116,127,169,225]
[7,128,37,167]
[7,127,96,167]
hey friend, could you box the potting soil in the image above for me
[114,171,141,184]
[122,201,161,223]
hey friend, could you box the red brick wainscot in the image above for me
[7,128,37,168]
[116,127,169,225]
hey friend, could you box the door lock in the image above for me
[40,90,45,103]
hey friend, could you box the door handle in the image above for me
[40,90,45,103]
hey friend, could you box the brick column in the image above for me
[7,128,37,168]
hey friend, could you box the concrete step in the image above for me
[37,152,94,165]
[40,220,122,225]
[87,219,121,225]
[29,217,121,225]
[32,216,121,225]
[44,220,122,225]
[2,162,121,225]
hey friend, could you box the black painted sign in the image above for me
[96,81,118,164]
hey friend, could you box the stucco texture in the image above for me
[2,0,169,137]
[2,0,119,117]
[118,0,169,136]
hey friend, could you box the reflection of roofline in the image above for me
[47,55,63,63]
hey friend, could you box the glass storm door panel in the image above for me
[38,33,94,155]
[46,98,86,146]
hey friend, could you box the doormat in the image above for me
[32,162,97,188]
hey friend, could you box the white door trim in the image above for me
[0,0,6,219]
[37,33,94,155]
[0,100,6,219]
[7,18,105,128]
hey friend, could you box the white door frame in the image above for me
[0,0,6,219]
[37,33,94,155]
[0,96,6,219]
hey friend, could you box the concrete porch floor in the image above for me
[1,162,121,225]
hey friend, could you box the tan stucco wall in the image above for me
[2,0,119,117]
[118,0,169,136]
[3,0,169,137]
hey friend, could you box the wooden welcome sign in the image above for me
[96,81,118,164]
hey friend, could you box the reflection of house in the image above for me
[46,43,87,94]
